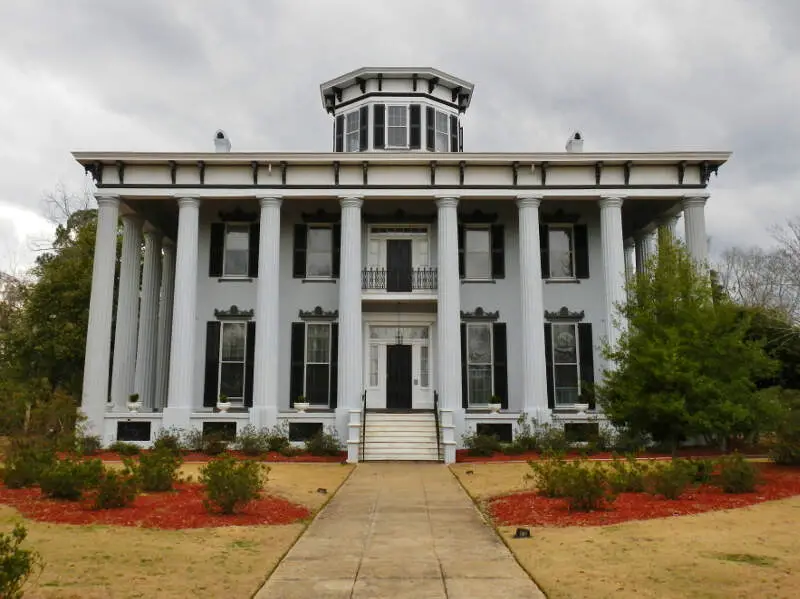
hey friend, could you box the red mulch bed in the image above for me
[0,482,311,529]
[456,448,745,463]
[65,450,347,463]
[488,464,800,528]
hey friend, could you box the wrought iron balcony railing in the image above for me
[361,267,438,291]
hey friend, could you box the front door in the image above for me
[386,344,412,409]
[386,239,412,292]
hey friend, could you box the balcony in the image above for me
[361,267,438,292]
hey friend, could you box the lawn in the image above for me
[451,462,800,599]
[2,462,354,598]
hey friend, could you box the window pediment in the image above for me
[545,307,585,321]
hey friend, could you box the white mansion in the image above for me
[76,67,729,462]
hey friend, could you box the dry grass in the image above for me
[451,462,800,599]
[3,463,354,598]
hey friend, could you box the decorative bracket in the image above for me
[699,161,718,185]
[251,161,259,185]
[214,305,254,320]
[623,161,633,186]
[677,161,686,185]
[299,306,339,320]
[544,306,585,321]
[429,161,437,186]
[595,161,603,186]
[197,161,206,185]
[460,307,500,321]
[540,162,549,186]
[511,161,519,186]
[355,77,366,93]
[169,160,177,185]
[459,161,466,186]
[333,161,340,185]
[427,77,439,94]
[362,161,369,185]
[280,161,288,185]
[116,161,125,185]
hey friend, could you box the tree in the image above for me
[597,238,778,451]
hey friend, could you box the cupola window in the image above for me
[345,111,361,152]
[387,105,409,148]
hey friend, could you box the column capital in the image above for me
[176,196,200,208]
[120,213,143,227]
[258,196,283,208]
[339,196,363,209]
[516,195,543,209]
[435,196,459,209]
[599,195,625,208]
[682,194,709,208]
[94,194,120,207]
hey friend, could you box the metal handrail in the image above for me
[433,391,442,462]
[361,267,438,290]
[360,390,367,462]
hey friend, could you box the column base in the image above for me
[161,406,192,432]
[249,405,279,430]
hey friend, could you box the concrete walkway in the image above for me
[255,463,544,599]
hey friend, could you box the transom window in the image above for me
[306,226,333,278]
[548,225,575,278]
[218,322,247,404]
[305,323,331,405]
[465,227,491,279]
[552,323,580,405]
[345,111,360,152]
[223,224,249,277]
[435,110,450,152]
[466,323,493,405]
[387,105,408,148]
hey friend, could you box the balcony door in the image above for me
[386,239,412,292]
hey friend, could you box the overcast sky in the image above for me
[0,0,798,273]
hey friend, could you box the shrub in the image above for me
[75,434,102,456]
[513,413,539,452]
[537,423,569,455]
[93,468,139,509]
[462,433,502,457]
[770,391,800,465]
[528,455,570,497]
[560,461,615,512]
[108,441,140,456]
[304,428,341,456]
[716,453,759,493]
[180,429,204,452]
[153,427,182,454]
[200,456,268,514]
[686,458,717,484]
[265,424,291,453]
[235,425,269,456]
[279,444,303,457]
[608,455,650,493]
[39,458,103,500]
[0,524,43,599]
[1,437,56,489]
[501,442,526,456]
[646,460,692,499]
[134,448,182,492]
[201,432,229,456]
[612,427,651,454]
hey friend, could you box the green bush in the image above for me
[304,429,341,456]
[501,442,526,456]
[560,461,616,512]
[716,453,759,493]
[462,433,502,457]
[75,434,102,456]
[513,413,539,452]
[537,424,569,455]
[279,444,303,457]
[608,455,650,493]
[153,427,182,454]
[612,427,651,454]
[0,524,43,599]
[201,432,229,456]
[180,429,204,452]
[93,468,139,509]
[265,424,291,453]
[528,455,570,497]
[646,460,692,499]
[200,456,268,514]
[235,425,269,456]
[39,458,103,500]
[1,437,56,489]
[108,441,140,456]
[134,449,182,492]
[770,391,800,465]
[686,458,717,484]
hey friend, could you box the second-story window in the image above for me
[345,111,360,152]
[307,226,333,278]
[387,105,408,148]
[548,225,575,279]
[464,226,491,279]
[223,224,250,277]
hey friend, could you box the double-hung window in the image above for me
[551,323,580,405]
[306,226,333,278]
[434,110,450,152]
[219,322,247,404]
[548,225,575,279]
[386,105,408,148]
[223,224,249,277]
[305,323,331,405]
[345,111,360,152]
[466,323,493,405]
[464,226,491,279]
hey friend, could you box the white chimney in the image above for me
[565,131,583,153]
[214,130,231,153]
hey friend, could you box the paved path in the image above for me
[255,463,544,599]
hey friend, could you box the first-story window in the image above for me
[387,105,408,148]
[345,110,360,152]
[435,110,450,152]
[420,345,430,388]
[306,226,333,277]
[552,323,579,405]
[466,323,493,405]
[369,344,379,387]
[548,225,575,279]
[305,323,331,404]
[223,223,249,276]
[464,226,491,279]
[219,322,247,403]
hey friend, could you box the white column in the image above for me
[517,197,550,421]
[134,227,162,410]
[81,195,120,436]
[110,214,142,410]
[600,196,627,356]
[634,233,650,274]
[252,196,282,429]
[683,194,709,266]
[154,238,175,411]
[338,197,363,459]
[436,196,462,462]
[624,241,635,282]
[163,197,200,431]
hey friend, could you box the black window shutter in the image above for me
[492,323,508,409]
[209,223,225,277]
[373,104,385,149]
[449,114,458,152]
[578,323,595,409]
[459,124,464,151]
[203,321,221,407]
[293,224,307,278]
[409,104,421,149]
[289,322,305,407]
[458,225,465,278]
[244,322,256,407]
[329,323,339,408]
[490,224,505,279]
[334,114,344,152]
[425,106,435,151]
[332,223,341,278]
[248,223,260,278]
[359,105,369,151]
[461,323,468,408]
[574,224,590,279]
[544,323,554,409]
[539,224,549,278]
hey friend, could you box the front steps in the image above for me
[361,411,442,461]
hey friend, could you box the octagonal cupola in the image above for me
[320,67,474,153]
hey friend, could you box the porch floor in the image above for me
[254,463,544,598]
